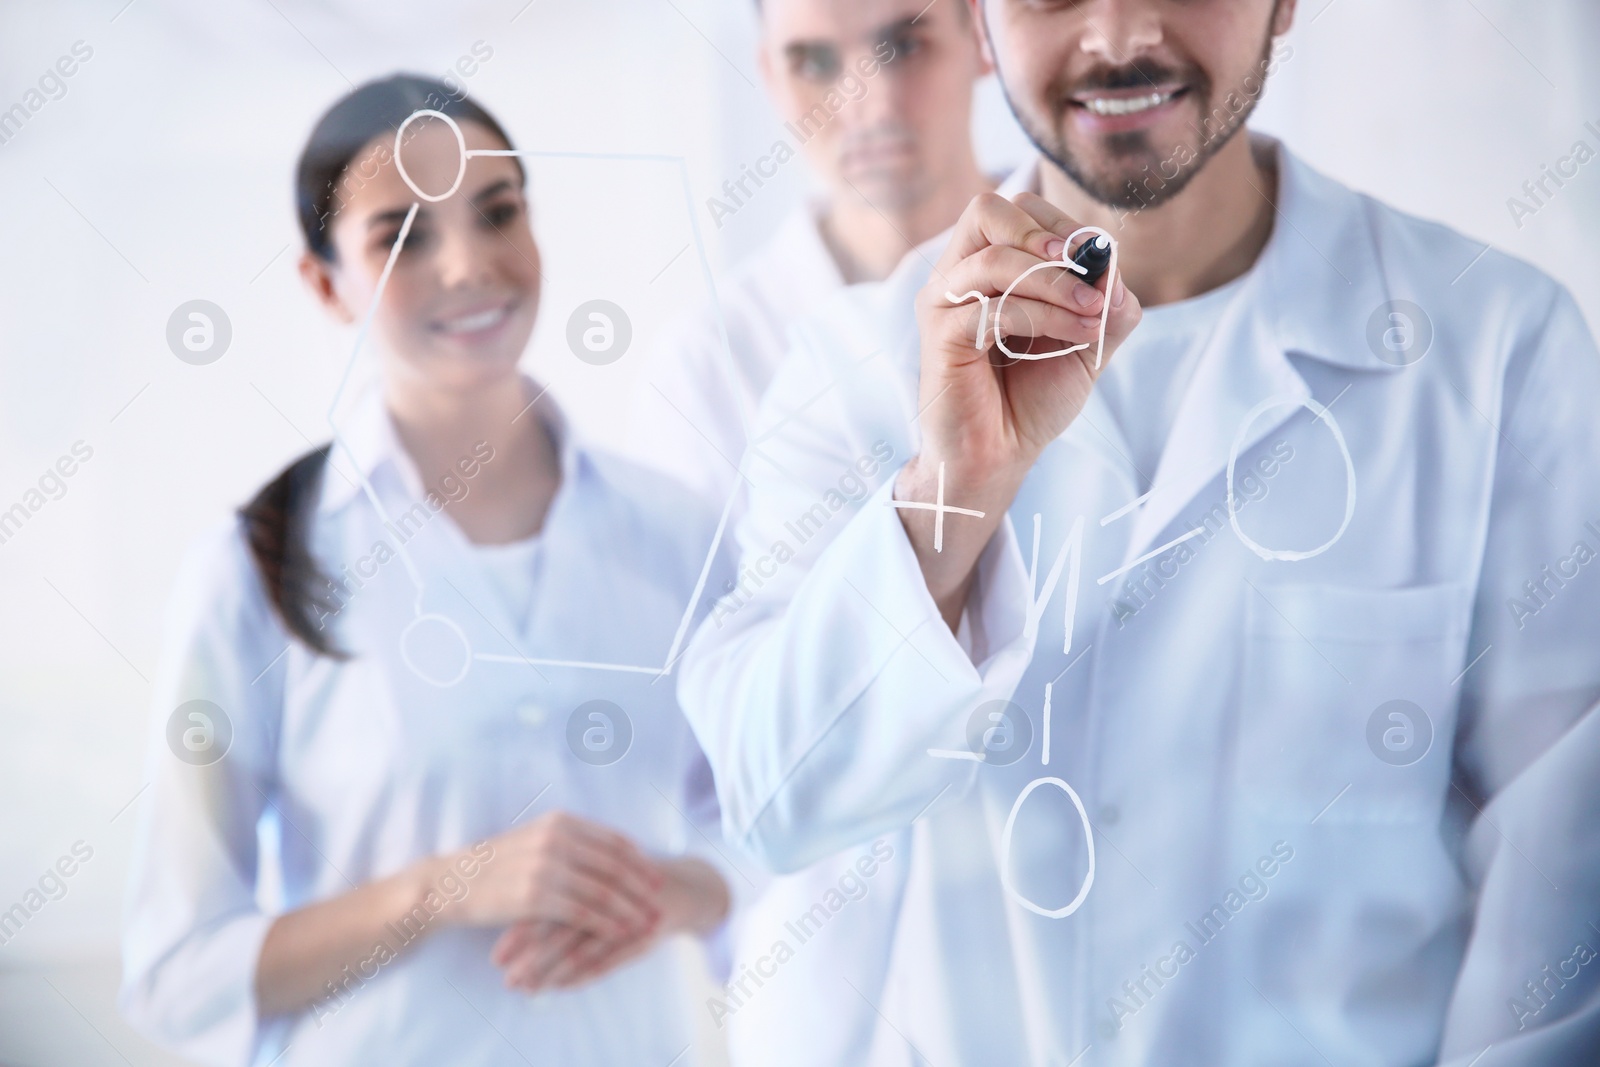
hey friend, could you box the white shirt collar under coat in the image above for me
[317,377,579,516]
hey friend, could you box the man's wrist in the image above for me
[894,454,1015,627]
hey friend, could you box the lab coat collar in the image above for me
[1116,135,1404,561]
[766,202,847,301]
[318,377,579,516]
[1255,136,1403,373]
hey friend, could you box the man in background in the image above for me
[629,1,996,1063]
[633,0,995,507]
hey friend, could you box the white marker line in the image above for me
[1101,484,1159,526]
[947,226,1119,369]
[1000,776,1096,918]
[1041,682,1053,766]
[659,468,743,674]
[945,289,991,350]
[1095,526,1205,586]
[326,200,428,611]
[927,748,986,762]
[1029,513,1042,592]
[888,461,986,553]
[474,653,662,674]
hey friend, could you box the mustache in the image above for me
[1056,60,1203,97]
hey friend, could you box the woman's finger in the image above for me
[544,865,661,938]
[504,925,589,992]
[558,835,663,919]
[489,920,541,967]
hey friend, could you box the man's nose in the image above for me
[844,57,901,128]
[1076,0,1165,64]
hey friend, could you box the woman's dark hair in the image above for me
[240,446,345,656]
[295,72,523,261]
[242,74,521,656]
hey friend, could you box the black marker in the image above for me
[1070,233,1113,287]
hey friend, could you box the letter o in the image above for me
[1226,394,1355,562]
[999,776,1096,919]
[399,612,473,688]
[393,109,468,202]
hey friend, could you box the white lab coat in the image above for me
[631,204,845,503]
[632,206,911,1066]
[121,387,738,1067]
[680,136,1600,1066]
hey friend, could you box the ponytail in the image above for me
[239,445,346,658]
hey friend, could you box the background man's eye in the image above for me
[883,32,921,61]
[794,47,841,82]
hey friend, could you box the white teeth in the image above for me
[1082,91,1173,117]
[438,307,507,333]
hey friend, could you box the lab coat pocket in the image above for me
[1234,581,1472,824]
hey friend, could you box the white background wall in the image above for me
[0,1,1593,1064]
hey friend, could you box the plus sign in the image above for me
[888,461,987,552]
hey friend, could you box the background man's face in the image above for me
[760,0,989,212]
[978,0,1293,209]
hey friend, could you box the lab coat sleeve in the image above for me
[119,521,288,1067]
[678,318,1038,875]
[1437,283,1600,1063]
[676,736,763,983]
[627,302,749,506]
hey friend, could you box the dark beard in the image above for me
[995,28,1277,211]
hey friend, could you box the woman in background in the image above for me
[121,75,733,1066]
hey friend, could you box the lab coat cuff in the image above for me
[853,477,1035,691]
[120,908,275,1067]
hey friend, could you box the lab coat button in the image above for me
[1099,1018,1120,1040]
[1099,803,1121,827]
[517,702,546,726]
